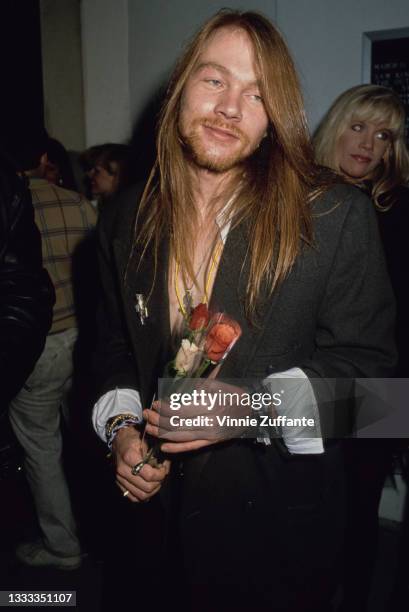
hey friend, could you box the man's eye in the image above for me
[205,79,222,87]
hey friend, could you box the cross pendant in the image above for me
[135,293,149,325]
[183,290,194,316]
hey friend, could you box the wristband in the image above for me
[105,413,141,448]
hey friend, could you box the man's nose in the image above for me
[214,89,242,121]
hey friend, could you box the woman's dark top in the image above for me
[376,185,409,376]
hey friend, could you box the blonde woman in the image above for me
[315,85,409,612]
[314,84,409,208]
[315,84,409,375]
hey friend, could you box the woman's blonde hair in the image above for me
[314,84,409,209]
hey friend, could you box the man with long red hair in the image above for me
[92,10,395,611]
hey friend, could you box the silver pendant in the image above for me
[183,290,194,316]
[135,293,149,325]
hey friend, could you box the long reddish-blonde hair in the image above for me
[134,9,333,320]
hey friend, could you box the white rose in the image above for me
[174,339,201,375]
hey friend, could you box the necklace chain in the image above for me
[174,238,223,318]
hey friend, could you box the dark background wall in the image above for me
[1,0,44,144]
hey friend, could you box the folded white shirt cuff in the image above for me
[264,367,324,454]
[92,387,143,443]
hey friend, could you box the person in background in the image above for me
[6,126,97,571]
[0,151,54,409]
[0,151,54,480]
[314,84,409,612]
[0,150,54,578]
[44,137,78,192]
[80,143,133,208]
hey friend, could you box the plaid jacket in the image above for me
[29,178,97,333]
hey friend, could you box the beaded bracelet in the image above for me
[105,413,141,449]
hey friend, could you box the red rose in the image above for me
[189,303,210,330]
[205,314,242,362]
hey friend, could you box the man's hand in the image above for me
[112,426,170,502]
[144,379,250,454]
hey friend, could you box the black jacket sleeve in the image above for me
[93,188,141,398]
[0,161,55,409]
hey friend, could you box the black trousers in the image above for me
[178,441,345,612]
[102,441,345,612]
[340,438,399,612]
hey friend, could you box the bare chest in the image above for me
[168,231,223,337]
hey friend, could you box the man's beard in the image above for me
[180,118,253,173]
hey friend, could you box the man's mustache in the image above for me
[195,118,248,143]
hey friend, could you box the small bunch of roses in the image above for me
[170,303,242,378]
[140,305,242,468]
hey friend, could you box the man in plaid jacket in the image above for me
[7,127,96,570]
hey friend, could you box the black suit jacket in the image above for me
[96,181,395,416]
[95,182,396,605]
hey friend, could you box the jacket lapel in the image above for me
[210,221,278,378]
[113,233,171,405]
